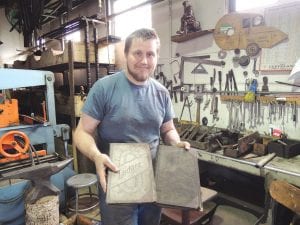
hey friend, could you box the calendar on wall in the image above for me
[260,2,300,72]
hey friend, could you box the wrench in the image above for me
[253,58,259,77]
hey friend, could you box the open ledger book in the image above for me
[106,143,202,210]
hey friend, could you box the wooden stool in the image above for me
[269,180,300,224]
[66,173,99,214]
[161,187,218,225]
[269,180,300,214]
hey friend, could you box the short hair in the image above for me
[124,28,160,55]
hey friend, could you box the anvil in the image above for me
[0,158,73,203]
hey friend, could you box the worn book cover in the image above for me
[106,143,156,204]
[155,145,202,210]
[106,143,202,209]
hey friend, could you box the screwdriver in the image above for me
[218,71,222,93]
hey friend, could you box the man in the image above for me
[74,28,190,225]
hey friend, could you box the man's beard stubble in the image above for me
[127,65,153,82]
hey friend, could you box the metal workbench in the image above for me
[194,148,300,187]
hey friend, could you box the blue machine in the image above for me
[0,69,75,224]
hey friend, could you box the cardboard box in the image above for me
[62,214,101,225]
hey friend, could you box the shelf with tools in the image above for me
[220,94,300,105]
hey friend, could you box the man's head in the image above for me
[124,28,160,84]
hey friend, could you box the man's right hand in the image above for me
[94,153,119,192]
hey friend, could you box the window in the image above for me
[111,0,152,39]
[235,0,279,11]
[65,30,81,42]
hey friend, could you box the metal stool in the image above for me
[66,173,99,214]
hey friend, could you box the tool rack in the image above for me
[220,94,300,104]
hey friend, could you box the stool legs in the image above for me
[75,188,79,214]
[89,186,92,204]
[66,173,99,214]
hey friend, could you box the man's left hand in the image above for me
[176,141,190,150]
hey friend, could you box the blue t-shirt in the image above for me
[82,71,174,158]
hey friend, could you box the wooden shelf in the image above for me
[98,35,121,46]
[171,29,214,43]
[220,94,300,105]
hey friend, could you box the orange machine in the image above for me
[0,99,20,128]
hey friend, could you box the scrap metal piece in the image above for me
[223,144,239,158]
[238,131,260,154]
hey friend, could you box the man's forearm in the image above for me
[162,128,181,146]
[74,128,102,162]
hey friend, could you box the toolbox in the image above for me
[267,139,300,158]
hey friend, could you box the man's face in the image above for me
[125,38,158,83]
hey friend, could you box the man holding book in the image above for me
[74,28,190,225]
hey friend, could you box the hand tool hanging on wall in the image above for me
[194,85,204,124]
[224,72,229,95]
[229,69,238,94]
[224,69,238,95]
[261,76,269,92]
[292,101,298,127]
[180,96,193,121]
[244,79,257,102]
[275,81,300,88]
[192,63,208,74]
[218,71,222,93]
[178,55,225,83]
[213,96,219,121]
[253,58,259,77]
[210,88,217,114]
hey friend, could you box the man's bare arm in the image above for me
[160,120,190,149]
[74,113,118,192]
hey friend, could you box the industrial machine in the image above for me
[0,68,74,225]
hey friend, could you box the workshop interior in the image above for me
[0,0,300,224]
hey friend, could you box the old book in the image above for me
[106,143,202,209]
[155,145,202,210]
[106,143,157,204]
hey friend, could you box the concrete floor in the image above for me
[61,197,272,225]
[211,204,270,225]
[61,182,272,225]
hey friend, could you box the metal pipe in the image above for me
[93,26,100,80]
[264,165,300,178]
[84,18,92,91]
